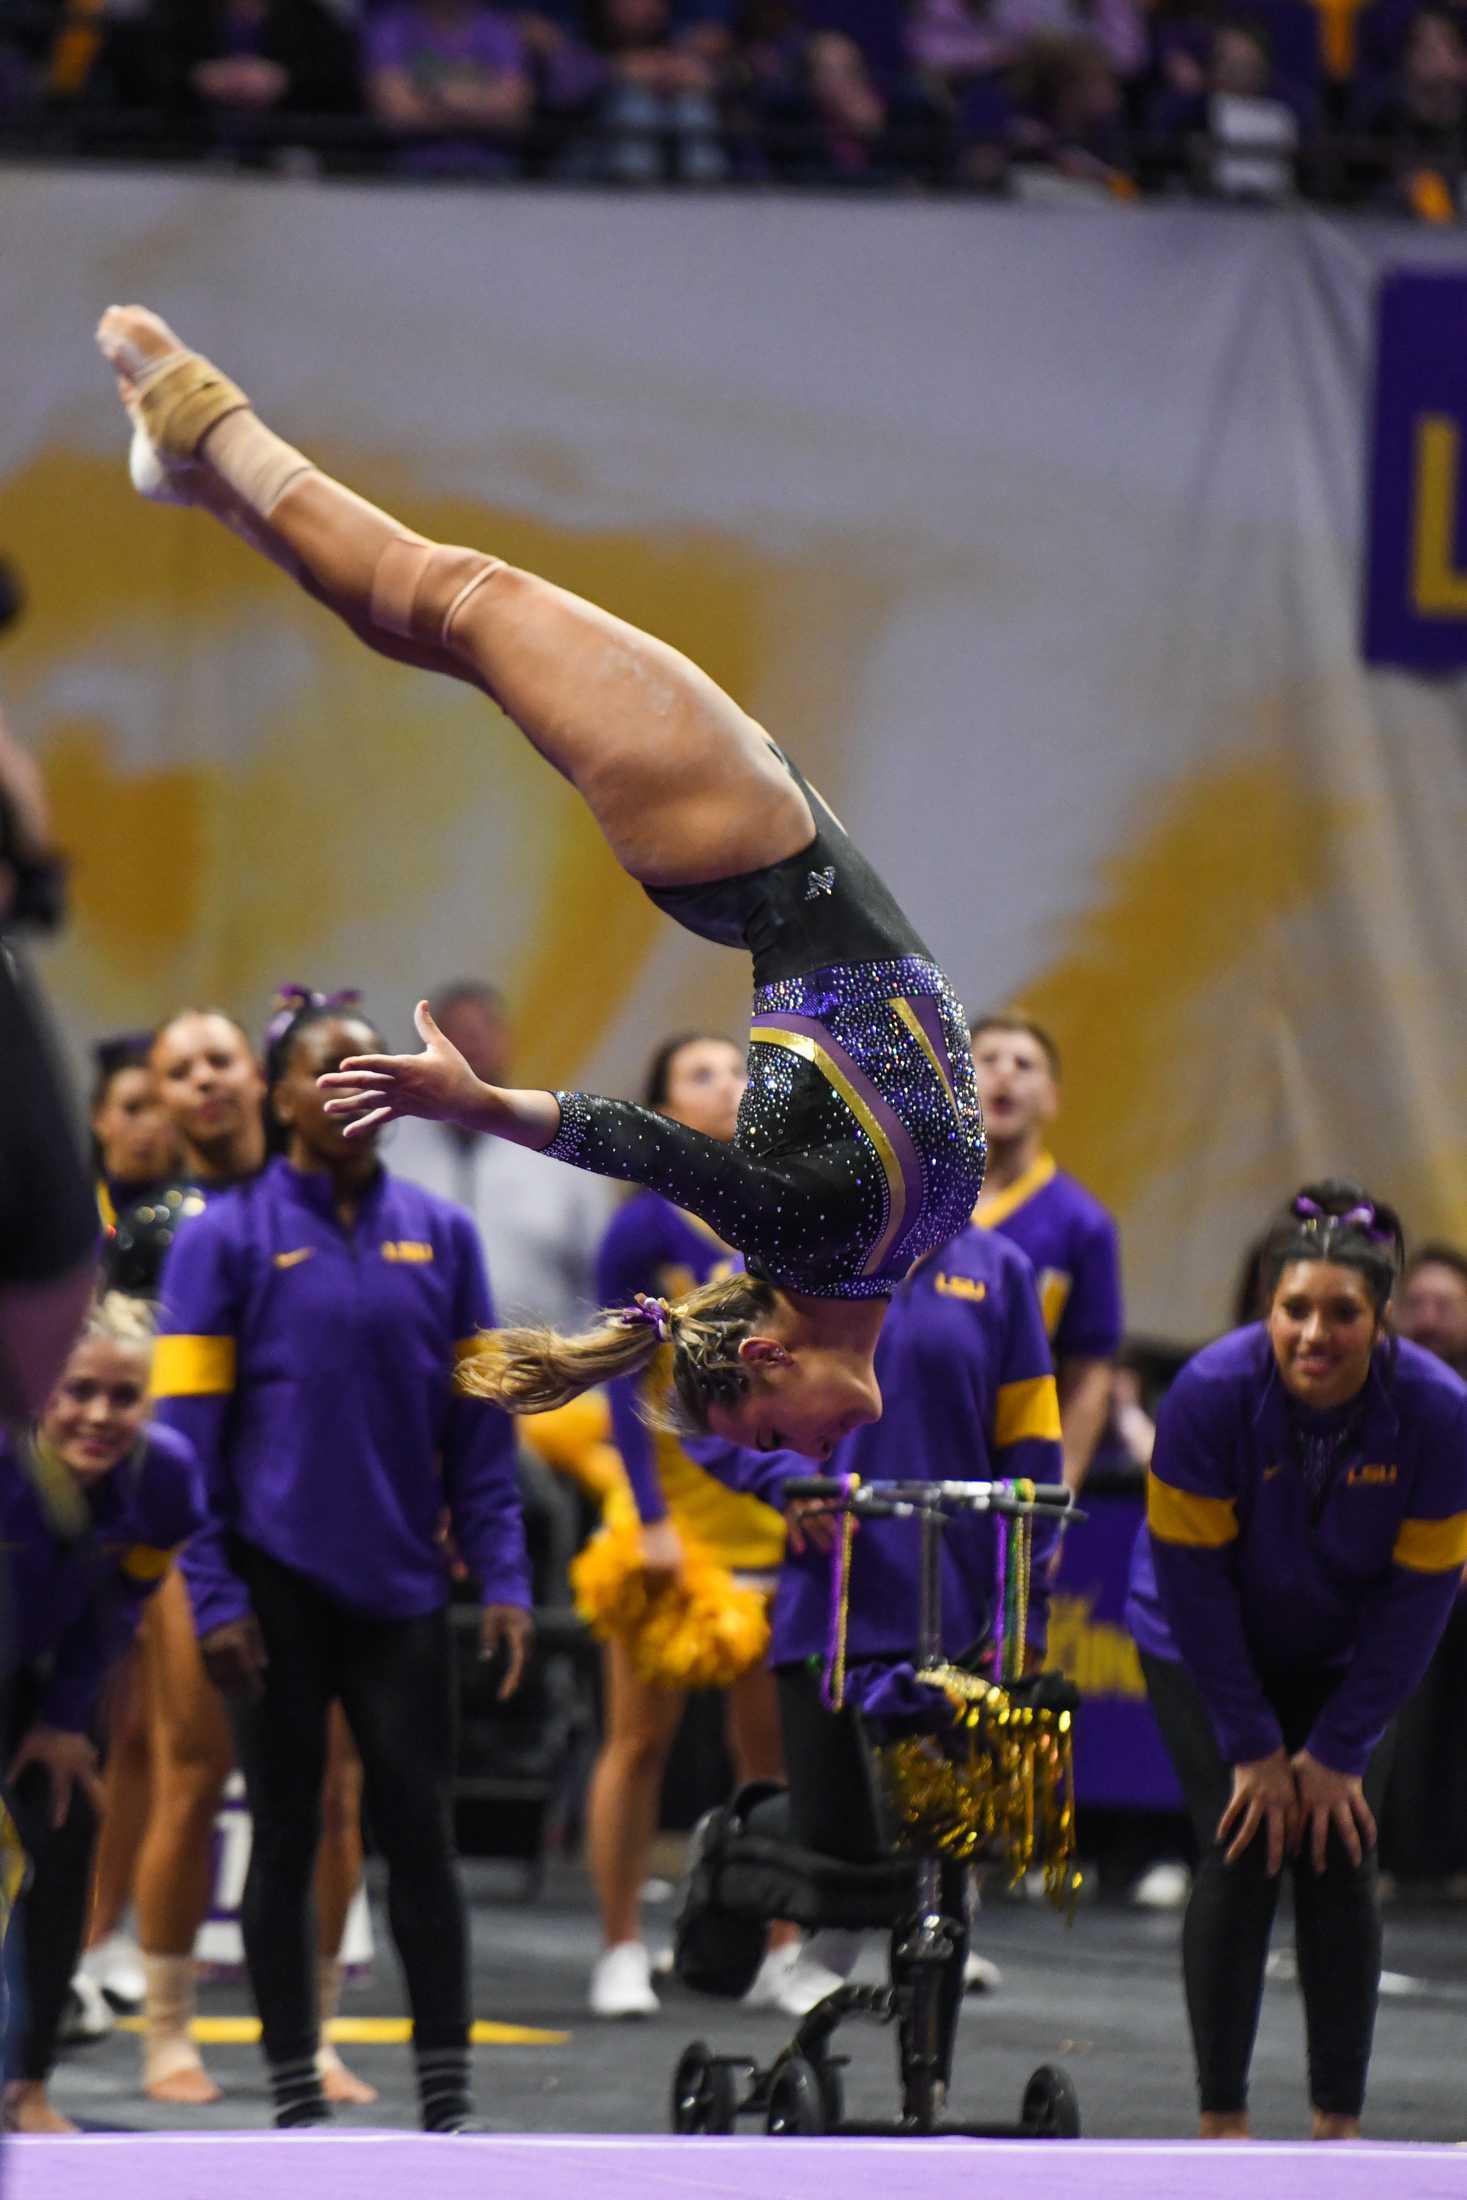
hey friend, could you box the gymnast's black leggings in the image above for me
[1141,1651,1395,2119]
[776,1663,968,2088]
[227,1540,466,2073]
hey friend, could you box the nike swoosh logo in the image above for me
[273,1248,315,1269]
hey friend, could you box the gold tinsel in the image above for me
[570,1501,770,1691]
[878,1665,1080,1913]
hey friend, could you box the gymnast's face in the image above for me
[706,1342,883,1463]
[1268,1259,1380,1410]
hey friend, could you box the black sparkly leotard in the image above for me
[543,757,986,1300]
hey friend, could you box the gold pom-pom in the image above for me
[879,1670,1080,1913]
[570,1503,769,1690]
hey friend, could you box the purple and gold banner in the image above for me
[1045,1490,1181,1812]
[1364,269,1467,672]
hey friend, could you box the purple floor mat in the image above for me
[10,2134,1467,2200]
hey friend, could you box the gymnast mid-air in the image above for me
[97,304,986,1462]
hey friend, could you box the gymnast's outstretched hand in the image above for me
[319,1000,484,1138]
[319,1000,562,1149]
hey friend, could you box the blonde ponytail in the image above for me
[458,1271,779,1430]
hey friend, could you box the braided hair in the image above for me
[458,1271,779,1431]
[1259,1178,1405,1316]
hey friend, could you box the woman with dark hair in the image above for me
[119,1002,370,2109]
[582,1033,793,2019]
[96,304,987,1468]
[91,1035,180,1230]
[1126,1179,1467,2141]
[152,997,531,2131]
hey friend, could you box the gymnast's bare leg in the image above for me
[96,306,813,890]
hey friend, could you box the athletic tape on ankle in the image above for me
[136,352,251,464]
[203,411,316,522]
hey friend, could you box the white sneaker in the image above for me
[59,1971,114,2044]
[82,1932,147,2012]
[765,1942,854,2018]
[588,1941,660,2019]
[1130,1862,1191,1911]
[963,1949,1003,1994]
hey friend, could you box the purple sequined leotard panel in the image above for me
[544,758,986,1298]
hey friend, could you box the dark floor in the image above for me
[48,1861,1467,2144]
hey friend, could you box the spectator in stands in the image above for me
[1352,6,1467,217]
[969,1012,1123,1491]
[150,0,359,135]
[757,26,891,182]
[389,979,614,1333]
[908,0,1145,93]
[1127,1180,1467,2139]
[1007,31,1134,189]
[568,0,729,181]
[364,0,532,177]
[1151,18,1301,201]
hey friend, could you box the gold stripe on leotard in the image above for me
[890,997,958,1115]
[748,1025,906,1277]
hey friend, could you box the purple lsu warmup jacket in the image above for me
[151,1158,530,1636]
[1127,1324,1467,1776]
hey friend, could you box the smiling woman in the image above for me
[1125,1178,1467,2145]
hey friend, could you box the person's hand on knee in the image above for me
[1217,1748,1299,1874]
[1290,1749,1375,1873]
[200,1614,268,1700]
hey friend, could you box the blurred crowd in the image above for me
[1,0,1467,215]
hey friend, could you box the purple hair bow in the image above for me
[1293,1194,1394,1245]
[262,984,363,1055]
[617,1295,672,1344]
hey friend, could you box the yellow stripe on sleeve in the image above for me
[149,1335,236,1399]
[120,1544,176,1585]
[1147,1474,1239,1548]
[1393,1511,1467,1573]
[993,1373,1063,1448]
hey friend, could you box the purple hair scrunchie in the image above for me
[617,1295,672,1345]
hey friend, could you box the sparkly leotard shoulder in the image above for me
[544,758,986,1300]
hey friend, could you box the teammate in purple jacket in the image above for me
[1126,1179,1467,2142]
[1,1296,203,2134]
[151,1000,531,2134]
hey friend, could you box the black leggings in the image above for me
[6,1766,98,2085]
[775,1663,967,2089]
[1142,1651,1394,2119]
[228,1540,466,2069]
[3,1677,101,2087]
